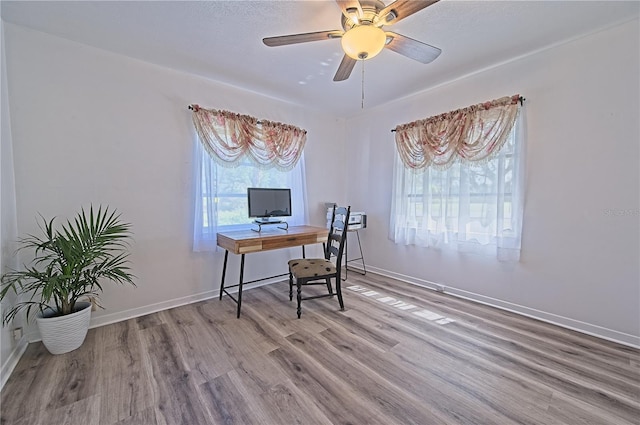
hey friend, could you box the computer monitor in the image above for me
[247,188,292,220]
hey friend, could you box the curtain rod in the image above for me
[190,104,263,121]
[187,105,270,127]
[189,104,266,123]
[390,96,525,132]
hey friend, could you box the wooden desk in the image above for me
[217,225,328,317]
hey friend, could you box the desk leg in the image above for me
[302,245,306,258]
[220,250,229,300]
[237,254,245,318]
[354,230,367,275]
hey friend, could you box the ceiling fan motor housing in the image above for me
[340,0,388,30]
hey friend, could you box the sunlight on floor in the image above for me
[347,285,456,325]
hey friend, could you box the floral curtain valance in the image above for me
[190,105,307,171]
[393,94,522,170]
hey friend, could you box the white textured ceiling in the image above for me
[1,0,638,118]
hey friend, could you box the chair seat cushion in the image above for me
[288,258,336,279]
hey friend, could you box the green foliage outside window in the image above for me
[203,160,288,227]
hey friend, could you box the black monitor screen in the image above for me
[247,188,292,218]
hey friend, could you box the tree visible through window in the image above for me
[202,159,292,228]
[401,125,518,240]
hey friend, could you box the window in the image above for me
[390,114,524,261]
[193,140,308,251]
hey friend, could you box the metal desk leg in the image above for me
[344,230,366,280]
[353,230,366,275]
[237,254,245,318]
[220,250,229,300]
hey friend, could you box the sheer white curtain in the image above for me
[193,139,218,252]
[390,102,524,261]
[193,139,308,252]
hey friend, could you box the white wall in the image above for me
[1,19,25,388]
[345,19,640,346]
[2,23,347,335]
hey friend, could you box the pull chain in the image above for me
[361,59,365,109]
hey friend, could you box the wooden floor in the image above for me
[1,272,639,425]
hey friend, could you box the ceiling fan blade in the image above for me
[385,32,441,64]
[335,0,363,24]
[333,55,357,81]
[378,0,439,26]
[263,30,343,47]
[384,32,441,64]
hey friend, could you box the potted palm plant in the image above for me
[0,205,135,354]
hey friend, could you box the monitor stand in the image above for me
[252,219,289,232]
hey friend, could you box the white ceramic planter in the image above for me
[36,301,92,355]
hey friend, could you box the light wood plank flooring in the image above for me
[2,272,639,424]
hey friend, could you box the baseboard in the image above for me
[364,265,640,349]
[19,265,636,351]
[25,277,285,343]
[1,335,28,391]
[89,289,220,329]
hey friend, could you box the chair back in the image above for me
[325,206,351,275]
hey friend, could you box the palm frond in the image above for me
[0,205,135,323]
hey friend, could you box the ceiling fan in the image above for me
[263,0,441,82]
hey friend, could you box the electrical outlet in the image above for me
[12,328,22,340]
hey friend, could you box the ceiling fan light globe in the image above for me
[341,25,386,60]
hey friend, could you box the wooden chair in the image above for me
[287,205,351,318]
